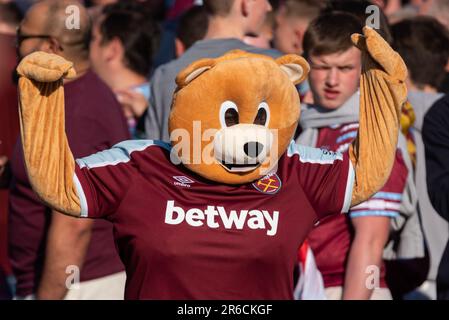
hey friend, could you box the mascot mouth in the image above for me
[213,124,273,173]
[220,160,261,172]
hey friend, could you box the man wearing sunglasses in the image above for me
[16,4,82,64]
[9,0,129,300]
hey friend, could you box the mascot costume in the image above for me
[16,27,407,299]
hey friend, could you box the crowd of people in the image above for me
[1,0,449,300]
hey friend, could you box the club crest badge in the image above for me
[252,173,282,194]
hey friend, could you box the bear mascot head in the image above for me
[168,51,309,184]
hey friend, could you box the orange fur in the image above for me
[169,52,309,184]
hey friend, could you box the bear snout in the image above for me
[243,142,264,158]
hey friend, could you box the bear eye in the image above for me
[220,101,239,128]
[254,102,270,126]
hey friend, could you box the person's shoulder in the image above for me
[151,48,196,77]
[422,94,449,147]
[87,71,125,113]
[67,69,103,90]
[88,71,119,99]
[113,140,172,157]
[425,94,449,124]
[66,70,120,106]
[149,41,219,89]
[152,59,176,77]
[149,57,186,92]
[213,39,283,58]
[247,47,283,59]
[76,140,172,170]
[408,90,444,105]
[431,93,449,110]
[208,38,283,58]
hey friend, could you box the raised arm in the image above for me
[349,27,408,206]
[17,52,81,216]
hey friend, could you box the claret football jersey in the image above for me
[73,140,354,299]
[307,123,408,288]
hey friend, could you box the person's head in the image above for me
[89,1,160,85]
[243,11,275,49]
[304,12,363,110]
[0,2,22,35]
[392,16,449,92]
[323,0,392,44]
[17,0,91,62]
[273,0,324,54]
[175,5,208,57]
[203,0,273,37]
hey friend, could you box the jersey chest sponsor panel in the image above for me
[73,140,352,298]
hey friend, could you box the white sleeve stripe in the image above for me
[341,123,360,133]
[73,173,88,218]
[76,140,171,169]
[352,199,401,211]
[342,160,355,213]
[287,140,344,164]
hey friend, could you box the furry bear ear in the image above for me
[276,54,310,85]
[176,58,216,88]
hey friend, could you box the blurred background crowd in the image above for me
[1,0,449,300]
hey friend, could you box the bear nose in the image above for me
[244,142,264,158]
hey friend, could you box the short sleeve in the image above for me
[72,140,168,218]
[287,141,354,220]
[350,150,408,219]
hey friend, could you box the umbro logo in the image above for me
[173,176,194,188]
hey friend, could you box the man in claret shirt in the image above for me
[296,12,410,300]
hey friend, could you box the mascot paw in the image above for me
[351,26,407,82]
[17,51,76,83]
